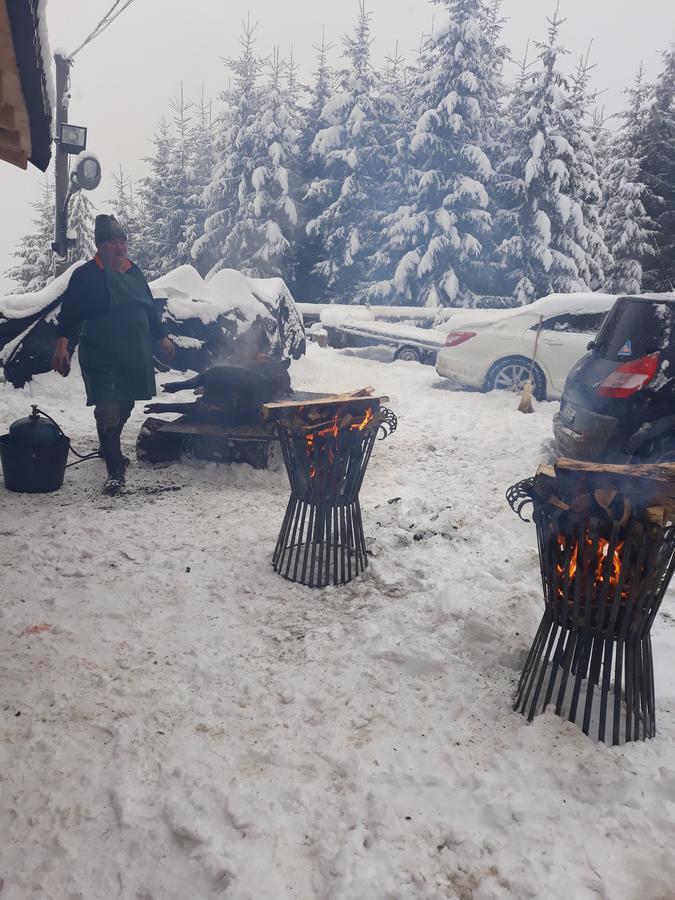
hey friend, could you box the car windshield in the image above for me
[594,299,675,362]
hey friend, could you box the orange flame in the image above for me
[304,405,376,478]
[556,534,625,595]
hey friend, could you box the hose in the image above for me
[32,407,102,468]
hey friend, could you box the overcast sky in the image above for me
[0,0,672,293]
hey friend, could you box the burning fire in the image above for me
[556,534,625,595]
[305,406,375,478]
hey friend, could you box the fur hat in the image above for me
[94,214,127,246]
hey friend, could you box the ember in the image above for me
[264,389,396,588]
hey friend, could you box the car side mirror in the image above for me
[587,340,596,351]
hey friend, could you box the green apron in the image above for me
[79,266,157,406]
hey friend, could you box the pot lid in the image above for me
[8,406,64,446]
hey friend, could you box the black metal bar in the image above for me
[508,478,675,744]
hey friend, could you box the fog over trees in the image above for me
[7,2,674,306]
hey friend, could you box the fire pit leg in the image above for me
[272,496,368,588]
[515,614,661,743]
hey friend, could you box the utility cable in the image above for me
[69,0,138,59]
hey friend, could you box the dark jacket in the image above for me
[56,258,167,345]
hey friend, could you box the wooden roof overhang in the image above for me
[0,0,51,171]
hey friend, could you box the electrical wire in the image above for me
[69,0,138,59]
[69,0,124,57]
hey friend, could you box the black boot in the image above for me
[96,422,130,467]
[100,428,126,495]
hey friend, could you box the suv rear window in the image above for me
[594,299,675,362]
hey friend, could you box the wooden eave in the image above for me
[0,0,52,172]
[0,0,30,168]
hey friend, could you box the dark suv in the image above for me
[554,295,675,463]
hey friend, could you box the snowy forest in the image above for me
[6,0,675,308]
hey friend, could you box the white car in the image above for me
[435,293,618,400]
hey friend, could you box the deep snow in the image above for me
[1,346,675,899]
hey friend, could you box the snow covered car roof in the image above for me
[443,293,619,330]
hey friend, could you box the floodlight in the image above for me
[58,123,87,154]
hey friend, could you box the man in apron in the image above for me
[52,215,174,495]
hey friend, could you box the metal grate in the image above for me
[272,405,396,587]
[508,478,675,743]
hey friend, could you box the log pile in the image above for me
[525,458,675,527]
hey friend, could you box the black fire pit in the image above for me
[507,462,675,744]
[264,392,396,588]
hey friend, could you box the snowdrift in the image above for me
[0,264,305,387]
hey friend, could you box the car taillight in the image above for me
[444,331,476,347]
[597,353,660,399]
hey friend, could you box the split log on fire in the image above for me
[555,458,675,505]
[262,387,386,420]
[530,459,675,524]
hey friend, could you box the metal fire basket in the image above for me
[507,477,675,744]
[268,397,396,588]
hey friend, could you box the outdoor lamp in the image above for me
[71,152,101,191]
[58,123,87,155]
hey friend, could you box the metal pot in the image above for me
[0,405,70,493]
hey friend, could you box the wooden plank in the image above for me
[556,458,675,485]
[263,387,389,418]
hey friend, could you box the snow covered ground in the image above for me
[1,346,675,899]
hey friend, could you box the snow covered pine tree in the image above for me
[375,0,507,308]
[497,7,603,303]
[192,15,265,278]
[5,178,55,292]
[67,190,97,263]
[214,46,303,282]
[640,47,675,292]
[305,2,400,303]
[601,67,658,295]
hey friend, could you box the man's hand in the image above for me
[52,338,70,377]
[157,337,175,363]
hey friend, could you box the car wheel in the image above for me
[485,357,546,400]
[395,345,422,363]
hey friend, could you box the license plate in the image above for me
[561,401,576,423]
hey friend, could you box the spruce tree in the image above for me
[497,7,596,303]
[109,165,141,265]
[183,89,216,275]
[5,178,55,292]
[135,117,177,280]
[67,189,97,262]
[164,84,196,271]
[566,50,612,290]
[641,47,675,291]
[193,15,264,277]
[295,29,334,300]
[216,47,303,281]
[305,2,398,302]
[601,68,658,294]
[376,0,507,307]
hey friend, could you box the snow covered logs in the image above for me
[507,459,675,743]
